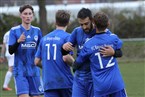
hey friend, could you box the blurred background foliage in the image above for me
[0,7,145,43]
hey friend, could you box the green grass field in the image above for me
[119,61,145,97]
[0,60,144,97]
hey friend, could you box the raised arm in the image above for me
[9,32,25,54]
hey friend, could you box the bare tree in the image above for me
[37,0,48,35]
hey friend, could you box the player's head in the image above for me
[55,10,70,27]
[93,12,109,32]
[19,4,34,13]
[77,8,93,33]
[19,4,34,24]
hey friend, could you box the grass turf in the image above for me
[0,60,144,97]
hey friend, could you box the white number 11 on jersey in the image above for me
[45,44,57,60]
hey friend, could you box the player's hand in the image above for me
[17,32,26,43]
[34,57,41,65]
[63,54,74,66]
[63,42,74,51]
[100,46,115,57]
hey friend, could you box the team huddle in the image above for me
[0,4,127,97]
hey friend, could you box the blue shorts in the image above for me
[72,77,94,97]
[44,89,72,97]
[95,89,127,97]
[14,76,44,96]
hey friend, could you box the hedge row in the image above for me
[0,8,145,43]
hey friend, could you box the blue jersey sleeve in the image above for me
[75,45,92,65]
[69,28,78,47]
[112,34,123,49]
[116,37,123,49]
[116,39,123,49]
[9,29,17,45]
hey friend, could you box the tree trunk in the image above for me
[37,0,48,35]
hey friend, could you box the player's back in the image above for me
[39,29,73,90]
[84,33,125,96]
[70,27,112,80]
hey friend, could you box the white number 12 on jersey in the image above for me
[95,52,115,69]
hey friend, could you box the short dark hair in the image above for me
[19,4,34,13]
[93,12,109,31]
[55,10,70,27]
[77,8,92,20]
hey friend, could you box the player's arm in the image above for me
[34,57,42,68]
[1,32,7,62]
[73,46,91,70]
[62,43,75,66]
[9,32,25,54]
[9,42,20,54]
[62,28,78,52]
[99,46,122,57]
[72,60,82,70]
[0,43,6,61]
[104,29,123,57]
[63,54,75,66]
[114,49,122,57]
[62,42,74,52]
[34,57,41,65]
[34,40,43,69]
[61,43,72,55]
[0,44,4,63]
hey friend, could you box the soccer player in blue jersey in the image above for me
[8,4,43,97]
[35,10,74,97]
[74,11,127,97]
[63,8,122,97]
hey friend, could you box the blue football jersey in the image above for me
[9,25,42,76]
[35,29,73,91]
[69,27,111,79]
[75,33,125,96]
